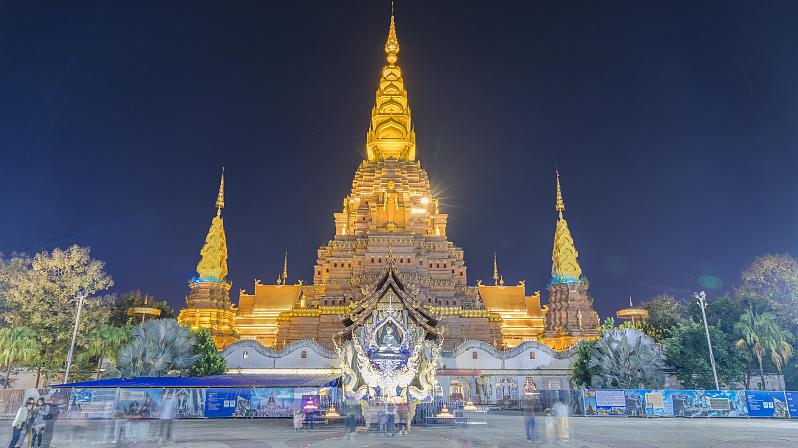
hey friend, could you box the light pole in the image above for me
[64,290,87,384]
[695,291,720,390]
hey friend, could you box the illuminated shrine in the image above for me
[178,12,599,401]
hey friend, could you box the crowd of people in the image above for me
[524,396,571,444]
[7,397,54,448]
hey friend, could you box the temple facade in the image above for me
[177,14,600,394]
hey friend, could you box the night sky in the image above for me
[1,1,797,318]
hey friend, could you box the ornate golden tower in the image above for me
[543,171,599,347]
[366,15,416,162]
[178,168,238,348]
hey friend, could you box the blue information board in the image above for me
[205,388,252,418]
[745,391,789,418]
[784,391,798,418]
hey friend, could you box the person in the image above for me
[543,409,556,443]
[292,409,304,431]
[398,403,409,434]
[158,395,177,444]
[344,401,357,439]
[30,398,49,448]
[552,400,570,442]
[386,402,396,436]
[7,399,33,448]
[523,398,538,442]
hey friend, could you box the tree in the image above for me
[112,319,200,377]
[734,309,794,388]
[588,328,666,389]
[78,324,131,379]
[0,246,113,383]
[642,294,685,338]
[190,329,227,376]
[108,290,176,326]
[738,254,798,329]
[571,339,596,387]
[663,321,747,389]
[0,326,41,388]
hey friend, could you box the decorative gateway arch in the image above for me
[334,256,442,417]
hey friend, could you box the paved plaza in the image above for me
[3,412,798,448]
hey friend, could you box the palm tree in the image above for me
[735,309,793,389]
[588,328,666,389]
[79,324,130,379]
[111,319,200,378]
[0,326,41,388]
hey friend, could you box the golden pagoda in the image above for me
[542,171,600,349]
[178,13,599,352]
[177,168,238,348]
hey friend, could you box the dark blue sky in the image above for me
[1,1,797,317]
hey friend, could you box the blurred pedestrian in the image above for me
[292,409,304,431]
[7,399,33,448]
[158,395,177,443]
[523,398,538,442]
[30,398,49,448]
[553,400,570,442]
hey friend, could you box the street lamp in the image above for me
[63,290,88,384]
[695,291,720,390]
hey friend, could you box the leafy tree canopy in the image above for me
[642,294,685,338]
[663,320,748,389]
[738,254,798,329]
[190,329,227,377]
[0,246,113,380]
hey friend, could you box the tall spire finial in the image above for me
[215,167,225,213]
[493,251,499,286]
[282,251,288,285]
[385,12,399,66]
[555,170,565,218]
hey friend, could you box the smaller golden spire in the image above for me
[555,170,565,218]
[385,14,399,66]
[282,251,288,285]
[499,275,505,287]
[215,167,225,213]
[493,251,499,286]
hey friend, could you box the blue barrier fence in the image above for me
[573,389,794,418]
[4,387,797,419]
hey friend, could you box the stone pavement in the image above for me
[2,412,797,448]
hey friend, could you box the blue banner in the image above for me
[704,390,747,417]
[746,391,789,418]
[583,390,597,416]
[249,388,300,417]
[785,391,798,418]
[663,390,706,417]
[115,388,162,418]
[205,388,252,418]
[642,390,665,417]
[624,390,648,416]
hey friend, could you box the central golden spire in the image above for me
[197,168,229,280]
[550,171,583,284]
[365,14,416,162]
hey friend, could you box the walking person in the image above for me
[523,397,538,443]
[386,402,396,436]
[158,395,177,444]
[30,398,49,448]
[7,399,33,448]
[552,400,570,443]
